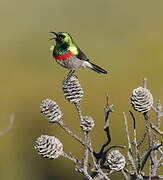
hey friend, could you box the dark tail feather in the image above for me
[89,62,108,74]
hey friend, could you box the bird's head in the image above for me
[50,32,73,45]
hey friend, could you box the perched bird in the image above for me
[50,32,107,74]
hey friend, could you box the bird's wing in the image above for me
[68,43,89,61]
[76,47,89,61]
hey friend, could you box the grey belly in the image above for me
[56,56,84,70]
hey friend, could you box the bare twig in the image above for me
[89,140,110,180]
[129,111,141,172]
[58,121,88,149]
[143,113,154,179]
[62,151,80,164]
[76,165,93,180]
[75,102,83,123]
[137,129,148,148]
[143,77,148,89]
[74,101,93,179]
[123,112,140,178]
[121,169,129,180]
[104,145,126,154]
[123,112,132,150]
[142,175,163,179]
[89,140,98,168]
[96,94,114,156]
[93,95,115,169]
[150,122,163,136]
[83,132,90,177]
[152,100,163,128]
[140,143,163,171]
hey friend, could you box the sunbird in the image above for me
[50,32,107,74]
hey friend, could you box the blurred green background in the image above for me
[0,0,163,179]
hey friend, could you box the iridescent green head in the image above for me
[50,32,73,45]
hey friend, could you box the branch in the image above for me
[143,77,148,89]
[121,169,129,180]
[137,129,148,148]
[129,111,141,172]
[104,145,126,154]
[142,175,163,179]
[152,100,163,128]
[62,151,80,164]
[74,102,83,123]
[58,121,91,150]
[140,143,163,171]
[123,112,139,178]
[150,122,163,136]
[123,112,132,150]
[99,94,114,154]
[83,132,90,178]
[93,95,116,169]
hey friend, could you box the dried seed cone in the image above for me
[131,87,153,113]
[40,99,63,123]
[80,116,95,132]
[34,135,63,159]
[63,75,84,103]
[107,150,125,171]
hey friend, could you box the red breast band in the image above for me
[53,51,73,60]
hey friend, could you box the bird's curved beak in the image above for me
[50,32,58,36]
[49,32,58,41]
[49,37,56,41]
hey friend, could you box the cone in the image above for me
[63,75,84,104]
[107,150,125,171]
[131,87,153,113]
[80,116,95,132]
[34,135,63,159]
[40,99,63,123]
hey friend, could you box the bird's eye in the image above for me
[59,34,65,39]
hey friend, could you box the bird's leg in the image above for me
[68,69,76,77]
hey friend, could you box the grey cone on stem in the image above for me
[80,116,95,132]
[107,150,126,171]
[131,87,153,113]
[63,75,84,104]
[34,135,63,159]
[40,99,63,123]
